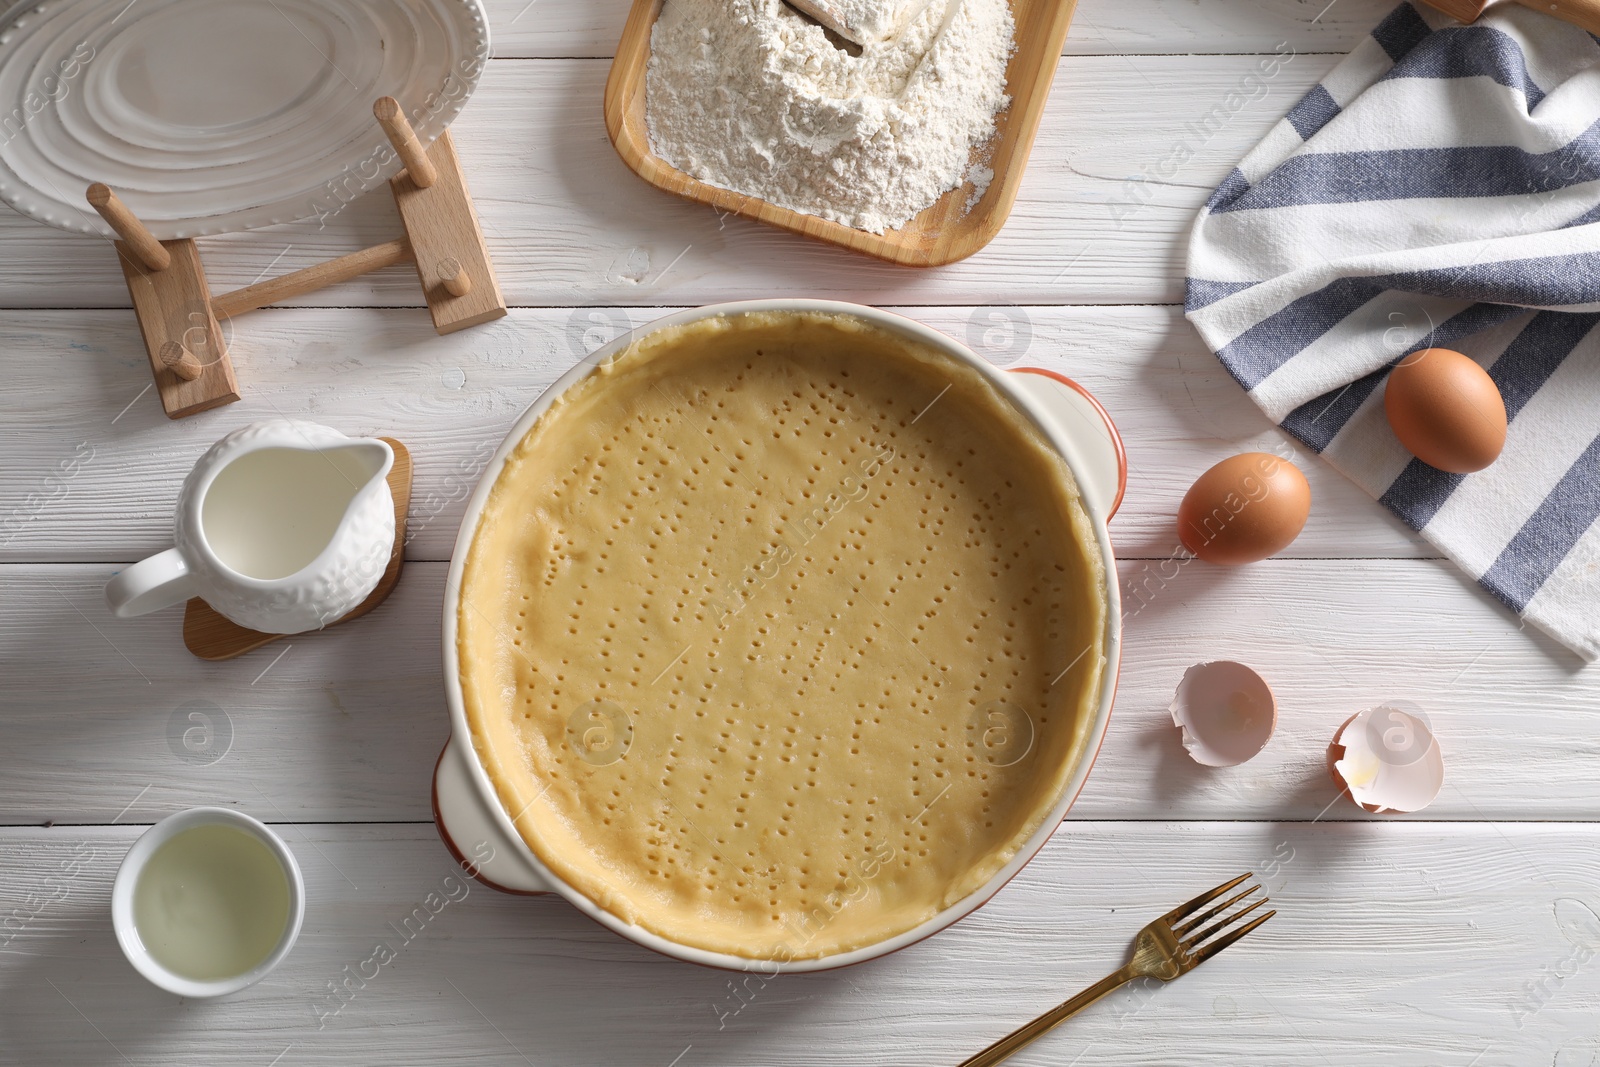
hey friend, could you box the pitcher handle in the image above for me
[105,548,196,618]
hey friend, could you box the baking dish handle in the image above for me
[1008,368,1127,520]
[432,735,555,895]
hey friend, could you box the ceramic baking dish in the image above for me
[433,299,1125,970]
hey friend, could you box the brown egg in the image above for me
[1177,452,1311,565]
[1384,348,1506,473]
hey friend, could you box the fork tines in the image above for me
[1167,873,1275,964]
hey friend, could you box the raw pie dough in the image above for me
[458,311,1107,960]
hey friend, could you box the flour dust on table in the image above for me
[645,0,1014,234]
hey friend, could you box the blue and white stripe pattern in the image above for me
[1186,2,1600,661]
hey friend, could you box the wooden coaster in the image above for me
[182,438,413,661]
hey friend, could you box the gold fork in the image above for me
[958,874,1275,1067]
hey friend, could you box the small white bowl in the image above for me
[112,807,305,998]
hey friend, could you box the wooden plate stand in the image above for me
[182,438,414,661]
[88,99,508,420]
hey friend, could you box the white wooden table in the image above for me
[4,1,1598,1063]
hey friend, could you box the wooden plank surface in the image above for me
[1,556,1588,825]
[476,0,1398,56]
[1,821,1595,1066]
[0,56,1333,310]
[0,0,1394,60]
[6,0,1596,1061]
[0,307,1426,563]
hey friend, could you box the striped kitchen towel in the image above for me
[1186,1,1600,661]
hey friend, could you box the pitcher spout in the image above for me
[327,438,395,529]
[336,439,395,490]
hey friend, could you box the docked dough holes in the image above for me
[458,311,1106,959]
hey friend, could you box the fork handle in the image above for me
[957,964,1139,1067]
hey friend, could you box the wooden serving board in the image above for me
[181,438,413,661]
[603,0,1079,268]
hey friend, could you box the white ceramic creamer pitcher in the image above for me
[106,420,395,634]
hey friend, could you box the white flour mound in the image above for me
[645,0,1015,235]
[820,0,933,43]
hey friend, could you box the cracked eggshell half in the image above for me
[1326,706,1444,814]
[1170,661,1277,767]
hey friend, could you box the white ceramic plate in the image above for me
[0,0,489,238]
